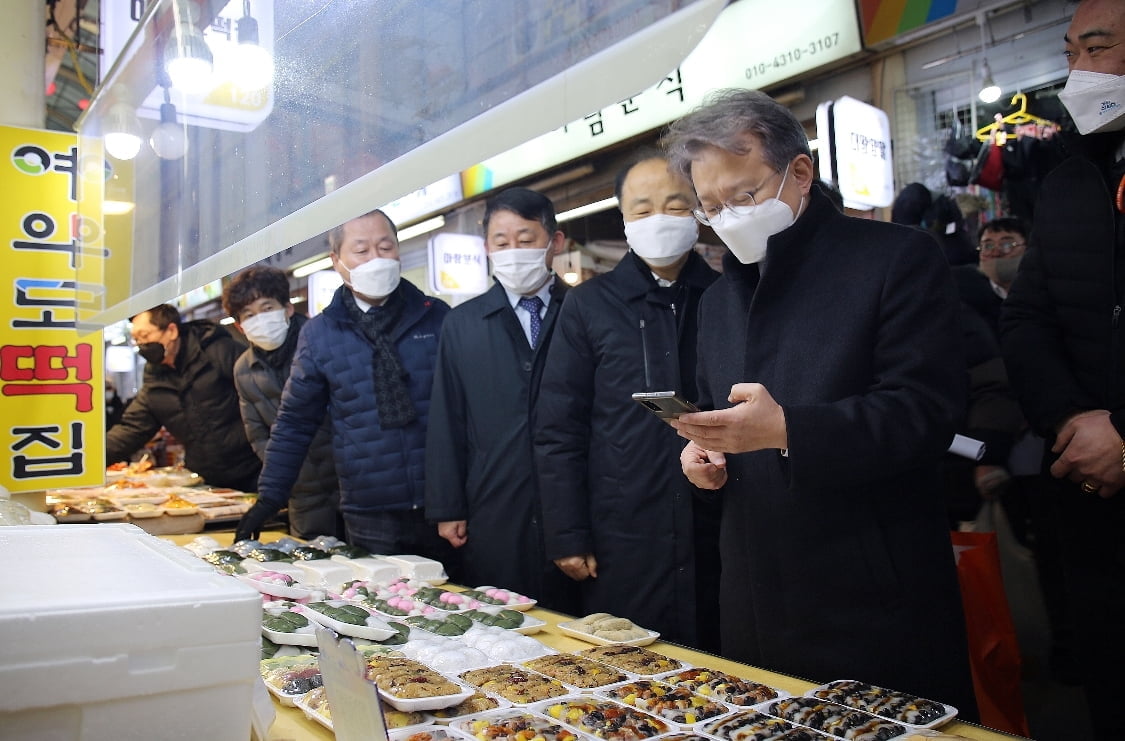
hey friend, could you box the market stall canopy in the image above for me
[72,0,725,329]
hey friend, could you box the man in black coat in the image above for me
[426,188,578,611]
[663,89,975,716]
[1000,2,1125,735]
[534,152,719,649]
[106,304,261,492]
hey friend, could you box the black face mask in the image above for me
[137,342,165,364]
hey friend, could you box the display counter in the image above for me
[161,532,1026,741]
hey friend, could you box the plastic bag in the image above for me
[951,504,1031,736]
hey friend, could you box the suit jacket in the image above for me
[425,278,567,601]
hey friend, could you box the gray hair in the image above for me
[662,88,811,182]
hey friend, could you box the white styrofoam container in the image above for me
[0,524,262,741]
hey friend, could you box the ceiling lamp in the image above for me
[164,3,214,94]
[103,103,143,161]
[978,60,1001,103]
[149,88,188,160]
[976,13,1001,104]
[228,0,274,91]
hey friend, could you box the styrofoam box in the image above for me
[0,524,262,741]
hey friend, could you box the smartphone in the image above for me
[632,391,700,420]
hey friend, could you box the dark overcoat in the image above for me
[425,278,572,604]
[106,321,261,491]
[534,251,718,645]
[234,313,340,539]
[696,189,975,714]
[257,282,448,516]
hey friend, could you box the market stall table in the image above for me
[163,532,1028,741]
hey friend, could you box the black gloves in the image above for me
[233,499,281,542]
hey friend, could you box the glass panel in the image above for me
[75,0,724,327]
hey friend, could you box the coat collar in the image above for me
[323,280,436,341]
[480,276,568,318]
[721,186,837,293]
[615,250,716,300]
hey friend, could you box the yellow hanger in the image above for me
[975,93,1058,141]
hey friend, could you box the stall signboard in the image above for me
[427,233,489,296]
[383,175,464,226]
[463,0,862,197]
[0,125,105,491]
[816,96,895,210]
[307,269,344,318]
[100,0,275,132]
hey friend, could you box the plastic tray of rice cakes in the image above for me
[577,645,686,676]
[521,653,629,690]
[459,664,571,706]
[704,709,832,740]
[534,697,671,740]
[366,655,477,712]
[763,697,909,740]
[597,679,733,728]
[804,680,956,730]
[452,709,586,741]
[656,668,787,708]
[657,734,723,741]
[391,725,470,741]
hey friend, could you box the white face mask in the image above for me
[624,214,699,267]
[342,257,401,299]
[240,308,290,351]
[710,165,800,264]
[490,247,551,295]
[1058,70,1125,135]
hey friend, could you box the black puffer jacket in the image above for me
[106,321,261,491]
[1001,133,1125,438]
[234,313,339,538]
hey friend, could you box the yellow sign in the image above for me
[1,125,105,491]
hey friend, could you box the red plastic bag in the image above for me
[950,529,1030,736]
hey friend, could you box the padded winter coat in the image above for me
[256,282,448,515]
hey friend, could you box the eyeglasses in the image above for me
[977,239,1026,255]
[693,170,781,227]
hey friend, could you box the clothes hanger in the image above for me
[975,93,1059,141]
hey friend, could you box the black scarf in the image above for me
[342,288,418,429]
[254,312,305,371]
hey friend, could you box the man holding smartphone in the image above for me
[664,89,974,717]
[534,150,720,650]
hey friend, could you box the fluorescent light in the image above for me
[219,316,236,325]
[556,197,619,223]
[292,256,333,278]
[290,296,306,304]
[103,200,135,215]
[397,215,445,241]
[807,138,820,152]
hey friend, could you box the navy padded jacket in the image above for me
[257,281,449,515]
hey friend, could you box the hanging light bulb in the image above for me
[150,98,188,160]
[164,3,214,94]
[103,103,143,161]
[228,0,274,91]
[976,13,1001,104]
[978,60,1001,103]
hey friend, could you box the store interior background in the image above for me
[32,0,1073,401]
[25,2,1087,737]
